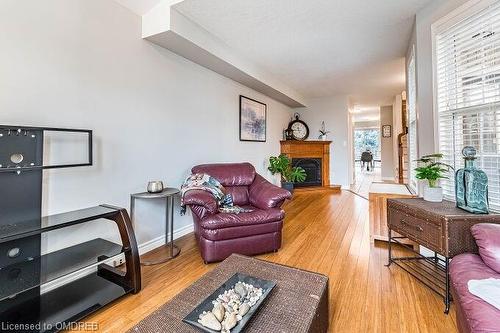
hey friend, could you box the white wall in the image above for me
[0,0,291,252]
[294,95,351,187]
[409,0,469,156]
[380,105,395,180]
[353,120,380,129]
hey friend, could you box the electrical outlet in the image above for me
[112,256,125,267]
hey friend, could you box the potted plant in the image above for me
[318,121,330,141]
[415,153,453,202]
[268,154,307,192]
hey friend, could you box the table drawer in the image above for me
[389,209,442,251]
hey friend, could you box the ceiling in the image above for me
[117,0,432,109]
[115,0,161,15]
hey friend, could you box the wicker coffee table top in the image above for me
[128,254,329,333]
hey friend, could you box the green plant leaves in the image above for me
[290,167,307,183]
[414,153,453,187]
[268,154,306,183]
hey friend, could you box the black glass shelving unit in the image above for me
[0,125,141,332]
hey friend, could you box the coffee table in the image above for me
[128,254,329,332]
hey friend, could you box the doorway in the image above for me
[351,128,381,196]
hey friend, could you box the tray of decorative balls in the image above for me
[182,273,276,332]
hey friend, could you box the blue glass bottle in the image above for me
[455,146,489,214]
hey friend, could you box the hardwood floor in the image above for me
[79,190,458,332]
[350,167,382,198]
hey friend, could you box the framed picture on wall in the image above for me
[382,125,392,138]
[239,95,267,142]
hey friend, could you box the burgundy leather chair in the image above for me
[182,162,291,263]
[450,223,500,333]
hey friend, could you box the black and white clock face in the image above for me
[289,121,309,140]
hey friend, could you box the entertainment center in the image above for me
[0,125,140,332]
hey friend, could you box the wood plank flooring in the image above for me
[350,167,381,198]
[79,190,458,332]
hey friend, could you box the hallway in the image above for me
[350,165,381,198]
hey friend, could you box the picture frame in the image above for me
[239,95,267,142]
[382,125,392,138]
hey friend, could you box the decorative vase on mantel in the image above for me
[318,121,329,141]
[455,146,489,214]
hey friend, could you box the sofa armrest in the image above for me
[471,223,500,273]
[249,175,292,209]
[182,190,218,218]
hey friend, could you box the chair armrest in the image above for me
[249,175,292,209]
[182,190,218,218]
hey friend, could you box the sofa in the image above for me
[182,162,292,263]
[450,223,500,333]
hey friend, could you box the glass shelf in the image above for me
[0,272,133,333]
[0,206,119,243]
[0,238,125,301]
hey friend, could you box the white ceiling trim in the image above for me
[141,0,307,107]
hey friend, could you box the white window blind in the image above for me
[436,1,500,210]
[408,47,418,192]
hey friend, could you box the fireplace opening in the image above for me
[292,158,322,187]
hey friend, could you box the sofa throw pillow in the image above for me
[471,223,500,274]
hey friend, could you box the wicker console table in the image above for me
[386,198,500,313]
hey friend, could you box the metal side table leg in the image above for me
[133,188,181,266]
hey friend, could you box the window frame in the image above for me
[407,45,418,193]
[431,0,500,205]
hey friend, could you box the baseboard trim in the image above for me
[41,223,195,293]
[138,223,194,255]
[381,177,395,181]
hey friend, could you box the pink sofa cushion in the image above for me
[450,253,500,332]
[471,223,500,273]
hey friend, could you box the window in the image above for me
[407,46,418,192]
[354,128,380,161]
[436,1,500,210]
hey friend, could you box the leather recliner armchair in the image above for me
[182,162,292,263]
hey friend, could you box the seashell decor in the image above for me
[197,281,263,332]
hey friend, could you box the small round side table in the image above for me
[130,187,181,265]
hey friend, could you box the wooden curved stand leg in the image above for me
[98,205,141,294]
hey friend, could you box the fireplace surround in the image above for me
[280,140,334,189]
[292,158,322,187]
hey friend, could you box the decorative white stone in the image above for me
[238,303,250,316]
[223,313,238,331]
[205,281,264,332]
[198,312,222,331]
[212,302,225,322]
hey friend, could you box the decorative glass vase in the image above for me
[455,146,489,214]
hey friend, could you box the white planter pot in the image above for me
[423,186,443,202]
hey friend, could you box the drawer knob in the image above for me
[401,219,424,232]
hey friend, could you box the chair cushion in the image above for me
[471,223,500,273]
[200,206,284,230]
[192,163,256,186]
[450,253,500,332]
[200,220,282,241]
